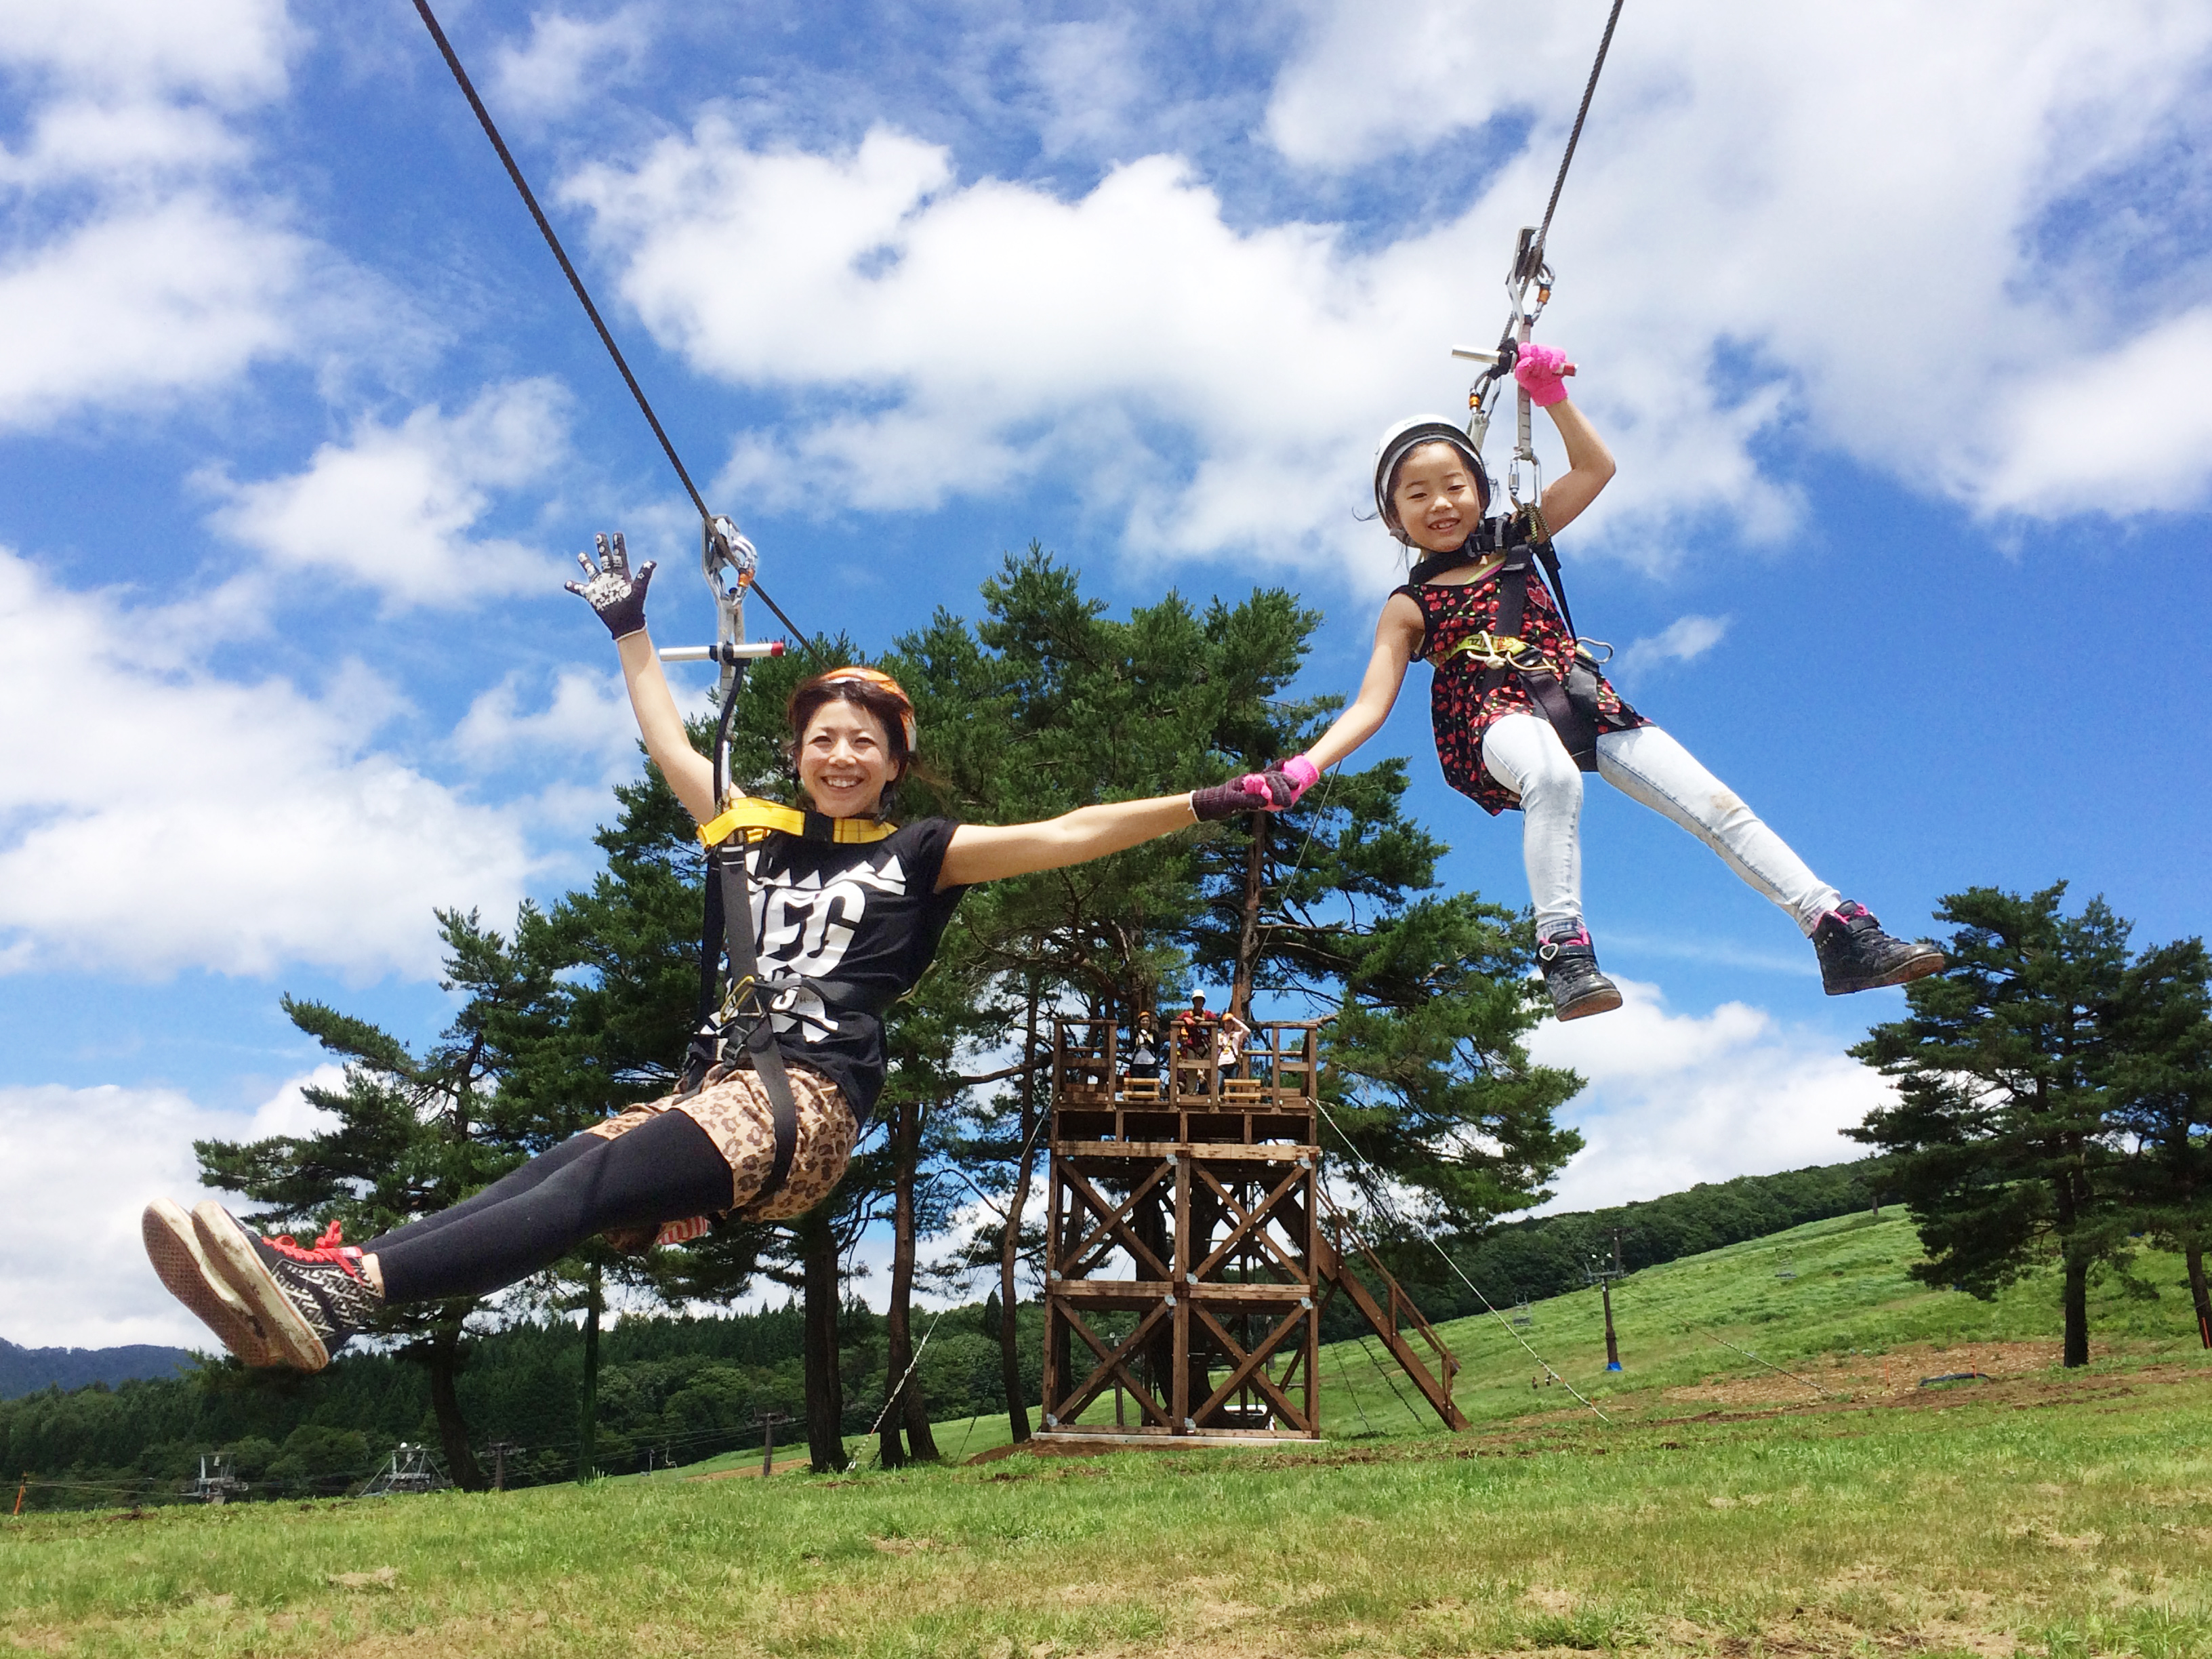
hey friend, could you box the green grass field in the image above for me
[6,1212,2207,1658]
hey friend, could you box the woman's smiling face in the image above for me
[1390,441,1487,554]
[796,700,895,819]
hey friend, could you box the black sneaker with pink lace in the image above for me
[194,1210,384,1373]
[1812,901,1945,996]
[1537,924,1622,1021]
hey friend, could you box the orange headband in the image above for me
[819,666,918,753]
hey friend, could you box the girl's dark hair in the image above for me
[785,668,917,816]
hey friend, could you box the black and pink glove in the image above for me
[1511,342,1576,408]
[565,531,657,640]
[1190,755,1321,821]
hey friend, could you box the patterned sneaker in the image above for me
[1814,901,1946,996]
[142,1200,273,1367]
[192,1206,382,1373]
[1538,926,1623,1021]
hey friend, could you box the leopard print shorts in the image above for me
[586,1061,858,1223]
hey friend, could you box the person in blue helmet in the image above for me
[1222,344,1941,1021]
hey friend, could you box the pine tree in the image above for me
[1849,883,2135,1366]
[2109,937,2212,1347]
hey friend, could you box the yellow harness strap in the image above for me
[697,796,900,851]
[1440,630,1535,666]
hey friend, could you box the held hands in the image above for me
[1190,754,1320,822]
[1511,342,1576,408]
[565,531,657,640]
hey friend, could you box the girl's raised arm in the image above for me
[1517,344,1616,535]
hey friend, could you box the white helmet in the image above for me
[1372,416,1490,542]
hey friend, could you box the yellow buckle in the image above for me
[1443,630,1530,668]
[697,796,901,850]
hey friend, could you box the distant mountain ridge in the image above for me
[0,1336,196,1399]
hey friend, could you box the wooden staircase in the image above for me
[1315,1191,1467,1431]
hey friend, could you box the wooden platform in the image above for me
[1040,1016,1465,1441]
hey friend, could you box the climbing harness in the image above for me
[407,0,812,650]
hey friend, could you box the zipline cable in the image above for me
[1695,1327,1839,1399]
[1533,0,1629,263]
[407,0,813,651]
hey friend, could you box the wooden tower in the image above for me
[1038,1014,1467,1443]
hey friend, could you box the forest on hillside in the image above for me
[4,1158,1884,1505]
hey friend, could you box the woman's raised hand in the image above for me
[565,531,657,640]
[1511,342,1576,408]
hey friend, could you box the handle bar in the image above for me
[660,641,786,664]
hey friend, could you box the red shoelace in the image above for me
[264,1220,363,1277]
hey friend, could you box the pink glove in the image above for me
[1192,755,1321,821]
[1511,342,1576,408]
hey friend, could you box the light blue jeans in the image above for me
[1479,714,1841,941]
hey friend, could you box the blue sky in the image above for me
[2,0,2208,1347]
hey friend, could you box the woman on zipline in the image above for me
[1231,346,1941,1021]
[144,538,1260,1372]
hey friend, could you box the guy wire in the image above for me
[408,0,813,650]
[1314,1094,1611,1423]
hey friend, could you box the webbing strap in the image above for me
[1478,552,1599,773]
[716,850,800,1210]
[698,796,899,851]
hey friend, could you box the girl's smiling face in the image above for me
[1390,441,1487,554]
[796,701,896,819]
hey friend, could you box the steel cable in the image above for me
[408,0,812,649]
[1534,0,1629,262]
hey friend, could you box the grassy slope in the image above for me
[6,1214,2207,1658]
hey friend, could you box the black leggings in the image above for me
[365,1111,731,1305]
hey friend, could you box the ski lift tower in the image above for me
[1037,1013,1467,1443]
[1585,1227,1629,1372]
[363,1443,446,1497]
[188,1452,245,1506]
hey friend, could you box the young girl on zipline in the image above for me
[1231,345,1941,1021]
[143,539,1265,1372]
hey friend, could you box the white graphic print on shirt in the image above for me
[746,848,909,1043]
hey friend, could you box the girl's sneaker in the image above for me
[142,1200,273,1367]
[192,1206,382,1374]
[1538,926,1622,1021]
[1814,902,1945,995]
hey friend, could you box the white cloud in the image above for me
[207,380,572,607]
[550,1,2212,588]
[0,546,537,980]
[1267,0,2212,533]
[453,665,639,775]
[567,124,1469,586]
[0,0,295,105]
[489,6,652,120]
[0,1067,338,1351]
[0,197,312,430]
[1528,978,1893,1211]
[1611,613,1728,687]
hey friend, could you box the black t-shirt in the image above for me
[735,817,968,1125]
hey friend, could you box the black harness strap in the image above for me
[682,817,903,1215]
[1469,533,1600,774]
[716,844,802,1210]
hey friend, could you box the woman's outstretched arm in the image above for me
[937,794,1202,889]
